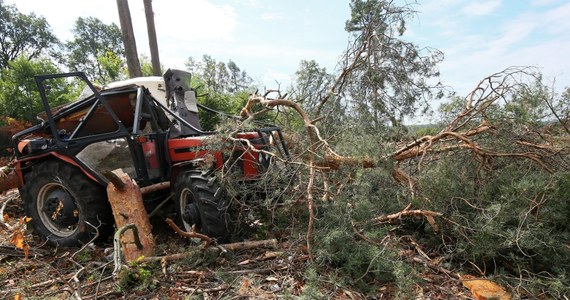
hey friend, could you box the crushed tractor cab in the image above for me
[12,69,290,246]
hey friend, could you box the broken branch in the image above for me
[165,217,213,247]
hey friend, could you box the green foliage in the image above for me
[438,94,465,124]
[415,154,570,295]
[197,91,249,131]
[298,266,325,299]
[97,51,126,82]
[0,1,59,69]
[291,60,334,116]
[65,17,124,83]
[312,168,417,293]
[118,262,157,292]
[0,56,74,122]
[186,55,253,95]
[184,56,256,130]
[406,124,441,139]
[139,55,162,77]
[339,0,444,131]
[559,86,570,122]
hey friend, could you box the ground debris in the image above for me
[0,189,478,299]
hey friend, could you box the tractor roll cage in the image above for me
[12,71,290,186]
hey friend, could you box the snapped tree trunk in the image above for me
[106,169,154,261]
[116,0,142,78]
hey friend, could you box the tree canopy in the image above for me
[65,16,125,83]
[0,0,59,69]
[0,56,73,121]
[184,55,255,130]
[318,0,443,132]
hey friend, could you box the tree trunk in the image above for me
[106,169,154,261]
[143,0,161,76]
[116,0,142,78]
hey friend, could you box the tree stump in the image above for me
[105,169,154,261]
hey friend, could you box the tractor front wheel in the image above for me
[174,170,229,242]
[20,161,113,246]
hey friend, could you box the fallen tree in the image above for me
[233,66,569,298]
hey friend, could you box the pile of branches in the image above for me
[234,66,569,298]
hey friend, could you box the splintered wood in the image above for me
[106,169,155,261]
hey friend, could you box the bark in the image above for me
[143,0,161,76]
[165,218,212,247]
[105,169,154,261]
[219,239,278,251]
[140,181,170,194]
[116,0,142,78]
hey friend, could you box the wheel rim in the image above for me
[179,187,200,231]
[37,182,80,237]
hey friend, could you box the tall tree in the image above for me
[182,55,254,129]
[65,17,125,83]
[503,77,550,126]
[0,1,59,69]
[186,55,253,94]
[143,0,161,76]
[292,60,334,116]
[321,0,444,131]
[0,57,73,121]
[116,0,142,78]
[227,60,252,92]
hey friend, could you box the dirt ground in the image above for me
[1,190,474,300]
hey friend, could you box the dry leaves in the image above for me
[9,216,31,259]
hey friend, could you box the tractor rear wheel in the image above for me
[20,161,113,246]
[174,170,229,242]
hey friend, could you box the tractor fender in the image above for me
[15,152,101,187]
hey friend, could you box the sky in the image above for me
[5,0,570,102]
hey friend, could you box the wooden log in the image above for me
[138,238,279,263]
[105,169,154,261]
[140,181,170,195]
[219,239,278,251]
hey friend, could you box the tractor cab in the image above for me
[11,69,290,246]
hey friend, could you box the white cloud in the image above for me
[530,0,564,7]
[461,0,502,16]
[260,12,283,21]
[541,2,570,35]
[487,17,535,50]
[258,69,292,89]
[235,0,261,8]
[153,1,237,42]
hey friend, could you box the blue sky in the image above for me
[6,0,570,100]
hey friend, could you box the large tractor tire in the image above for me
[174,170,229,242]
[20,161,114,246]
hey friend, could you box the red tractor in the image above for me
[12,69,290,246]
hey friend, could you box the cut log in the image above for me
[105,169,154,261]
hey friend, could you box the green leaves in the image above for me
[65,16,125,83]
[339,0,444,131]
[184,56,255,130]
[0,56,73,122]
[0,1,59,69]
